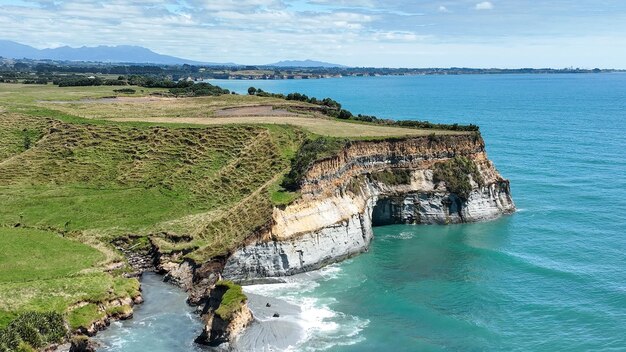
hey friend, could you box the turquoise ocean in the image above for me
[215,74,626,351]
[98,74,626,351]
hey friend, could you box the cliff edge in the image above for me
[223,133,515,282]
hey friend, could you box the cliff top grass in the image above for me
[0,83,465,138]
[0,84,303,333]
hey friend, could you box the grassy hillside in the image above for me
[0,82,469,344]
[0,112,303,256]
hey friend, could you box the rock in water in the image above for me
[194,281,253,347]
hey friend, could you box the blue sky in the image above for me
[0,0,625,67]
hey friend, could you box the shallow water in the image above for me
[97,74,626,351]
[94,273,205,352]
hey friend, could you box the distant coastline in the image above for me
[203,67,619,81]
[2,56,623,84]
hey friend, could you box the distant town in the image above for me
[0,56,622,85]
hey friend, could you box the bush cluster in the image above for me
[246,87,479,131]
[22,78,48,85]
[127,76,229,96]
[113,88,136,94]
[51,74,230,97]
[432,156,484,200]
[53,76,127,87]
[248,87,342,112]
[0,312,66,352]
[168,82,229,97]
[370,169,412,185]
[281,137,347,191]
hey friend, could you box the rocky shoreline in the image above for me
[61,134,515,351]
[223,135,515,282]
[152,134,515,349]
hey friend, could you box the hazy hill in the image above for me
[266,59,347,68]
[0,40,233,65]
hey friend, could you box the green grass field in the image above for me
[0,227,138,329]
[0,82,465,342]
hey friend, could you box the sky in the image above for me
[0,0,625,68]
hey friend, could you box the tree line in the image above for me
[246,86,479,132]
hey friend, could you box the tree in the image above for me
[248,87,257,95]
[13,62,29,71]
[338,109,353,119]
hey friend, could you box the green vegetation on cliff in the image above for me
[370,169,412,185]
[214,281,247,321]
[281,137,348,191]
[433,156,484,200]
[0,227,139,335]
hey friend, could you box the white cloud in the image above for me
[371,31,430,42]
[1,0,626,67]
[475,1,494,10]
[308,0,377,7]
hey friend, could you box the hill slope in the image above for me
[266,59,346,68]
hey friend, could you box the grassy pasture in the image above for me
[0,227,137,328]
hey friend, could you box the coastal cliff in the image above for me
[155,133,514,348]
[223,134,515,282]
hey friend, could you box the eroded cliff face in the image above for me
[223,134,515,282]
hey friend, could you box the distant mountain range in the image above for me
[0,40,346,68]
[0,40,232,65]
[265,59,346,68]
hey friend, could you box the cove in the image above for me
[94,273,205,352]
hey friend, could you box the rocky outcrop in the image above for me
[156,255,224,306]
[69,336,98,352]
[223,134,515,282]
[194,281,253,349]
[75,296,138,337]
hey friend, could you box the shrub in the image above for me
[281,137,347,191]
[22,130,31,150]
[0,312,66,352]
[337,109,353,119]
[432,156,483,200]
[370,169,411,185]
[168,82,229,97]
[113,88,136,94]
